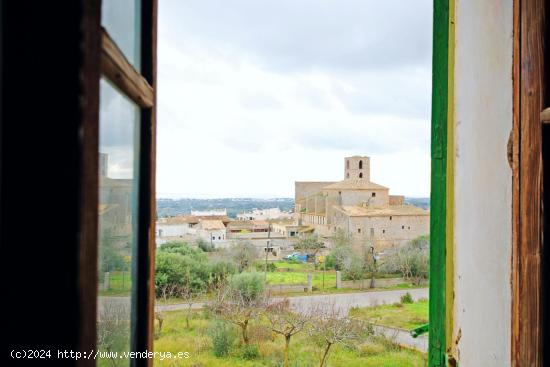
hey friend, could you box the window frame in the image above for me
[78,0,157,366]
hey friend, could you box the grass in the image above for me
[349,299,429,330]
[152,310,427,367]
[266,271,337,287]
[273,261,315,271]
[98,271,131,296]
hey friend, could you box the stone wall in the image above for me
[389,195,405,205]
[295,181,335,202]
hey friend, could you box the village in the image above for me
[155,156,429,262]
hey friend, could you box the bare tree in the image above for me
[308,305,367,367]
[210,283,265,345]
[265,299,309,367]
[177,270,204,329]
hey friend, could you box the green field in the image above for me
[152,310,427,367]
[266,271,337,287]
[272,261,315,271]
[349,300,429,330]
[98,271,132,296]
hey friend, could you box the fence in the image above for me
[100,271,132,292]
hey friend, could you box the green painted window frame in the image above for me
[429,0,450,366]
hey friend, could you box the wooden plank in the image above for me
[100,28,154,108]
[77,1,101,366]
[512,0,545,365]
[429,0,449,365]
[511,0,521,364]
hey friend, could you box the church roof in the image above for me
[335,204,429,217]
[323,179,389,191]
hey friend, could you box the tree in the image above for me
[210,272,265,345]
[326,245,354,271]
[294,234,324,268]
[230,241,258,272]
[308,305,368,367]
[342,255,366,282]
[177,269,205,329]
[331,228,351,248]
[265,299,309,367]
[382,236,429,285]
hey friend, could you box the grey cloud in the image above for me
[160,0,432,73]
[290,119,430,154]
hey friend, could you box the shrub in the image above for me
[208,320,235,357]
[255,261,276,272]
[229,272,265,303]
[208,259,237,288]
[197,238,216,252]
[381,236,429,284]
[155,251,208,297]
[358,341,386,356]
[342,256,366,281]
[239,344,260,360]
[326,245,354,271]
[400,292,413,304]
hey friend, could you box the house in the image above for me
[196,219,227,245]
[236,207,293,221]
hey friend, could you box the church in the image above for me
[295,156,429,250]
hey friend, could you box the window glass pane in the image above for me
[102,0,141,71]
[97,78,141,364]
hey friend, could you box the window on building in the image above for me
[347,172,349,178]
[372,192,376,197]
[347,160,349,169]
[359,160,363,169]
[402,225,405,229]
[358,228,361,234]
[390,216,392,220]
[382,229,385,234]
[359,172,363,178]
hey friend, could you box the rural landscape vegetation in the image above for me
[98,215,430,366]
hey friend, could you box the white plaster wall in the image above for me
[453,1,512,364]
[156,223,190,237]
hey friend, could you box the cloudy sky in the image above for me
[156,0,433,199]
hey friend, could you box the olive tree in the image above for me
[210,272,265,345]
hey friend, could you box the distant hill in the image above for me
[157,197,429,218]
[405,197,430,210]
[157,197,294,218]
